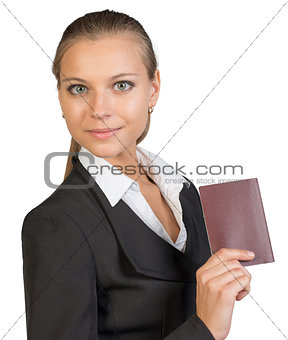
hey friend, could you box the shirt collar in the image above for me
[78,145,190,207]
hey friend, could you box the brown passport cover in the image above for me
[198,178,274,266]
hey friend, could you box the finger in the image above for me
[214,260,252,281]
[236,281,251,301]
[198,248,255,275]
[235,267,252,301]
[198,260,244,284]
[207,267,249,290]
[228,274,251,300]
[242,266,252,280]
[212,248,255,266]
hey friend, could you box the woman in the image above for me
[21,9,254,340]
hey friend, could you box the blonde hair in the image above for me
[51,9,158,180]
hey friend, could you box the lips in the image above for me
[87,127,121,133]
[87,127,122,140]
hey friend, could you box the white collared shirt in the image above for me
[78,145,190,253]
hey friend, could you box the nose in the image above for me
[87,92,112,121]
[89,109,111,120]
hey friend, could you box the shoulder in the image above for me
[23,162,92,223]
[22,169,85,241]
[22,168,106,245]
[22,204,81,242]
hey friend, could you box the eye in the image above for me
[66,81,134,95]
[113,81,134,92]
[67,84,88,95]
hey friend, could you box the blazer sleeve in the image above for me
[21,205,99,340]
[163,314,215,339]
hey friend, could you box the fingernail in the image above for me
[247,251,255,257]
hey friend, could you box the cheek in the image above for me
[62,107,84,140]
[125,93,149,123]
[125,108,148,140]
[61,96,82,115]
[62,98,85,125]
[126,105,147,124]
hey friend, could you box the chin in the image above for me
[85,143,124,159]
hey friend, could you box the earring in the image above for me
[148,105,154,114]
[62,112,65,119]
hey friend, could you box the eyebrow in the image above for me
[61,72,140,83]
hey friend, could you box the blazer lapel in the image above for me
[70,154,211,282]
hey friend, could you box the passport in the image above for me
[198,178,274,266]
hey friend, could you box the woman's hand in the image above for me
[195,248,254,340]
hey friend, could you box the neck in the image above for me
[103,146,151,184]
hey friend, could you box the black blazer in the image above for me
[21,154,215,340]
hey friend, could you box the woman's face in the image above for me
[58,34,160,162]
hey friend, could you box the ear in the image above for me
[149,69,161,106]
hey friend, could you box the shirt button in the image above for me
[131,182,138,191]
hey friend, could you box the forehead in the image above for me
[60,35,146,78]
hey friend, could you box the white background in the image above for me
[1,0,287,339]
